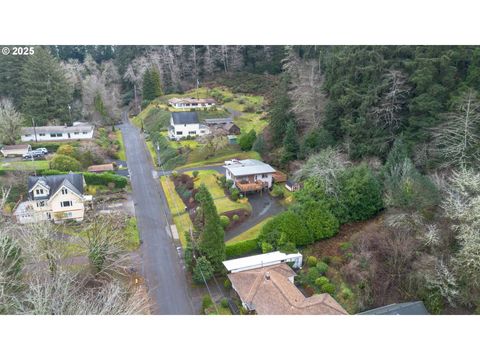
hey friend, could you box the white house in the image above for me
[223,251,303,273]
[168,112,210,140]
[224,159,276,192]
[168,97,216,109]
[0,144,31,157]
[14,173,91,224]
[21,122,94,142]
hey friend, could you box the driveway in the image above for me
[119,112,194,315]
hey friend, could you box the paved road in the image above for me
[120,112,193,315]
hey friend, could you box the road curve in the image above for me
[120,112,193,315]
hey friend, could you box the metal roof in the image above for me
[204,117,233,125]
[358,301,430,315]
[223,251,302,273]
[224,159,276,176]
[171,112,199,125]
[21,124,94,135]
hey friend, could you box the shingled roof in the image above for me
[171,112,199,125]
[228,263,348,315]
[28,173,85,200]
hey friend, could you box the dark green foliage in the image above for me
[223,278,232,289]
[238,129,257,151]
[225,239,259,259]
[316,261,329,275]
[196,185,225,271]
[220,298,229,308]
[192,170,199,178]
[142,68,163,102]
[335,165,383,223]
[258,211,312,249]
[306,256,317,267]
[49,154,81,172]
[220,215,230,229]
[281,120,299,163]
[21,47,72,125]
[320,282,336,295]
[252,133,266,154]
[315,276,329,288]
[292,201,339,241]
[201,295,214,313]
[192,256,214,284]
[230,188,240,201]
[300,128,335,158]
[82,172,128,189]
[269,77,292,146]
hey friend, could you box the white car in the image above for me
[34,147,48,154]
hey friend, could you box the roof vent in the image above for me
[265,272,270,280]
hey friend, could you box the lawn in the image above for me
[169,139,200,150]
[234,113,269,134]
[132,104,171,132]
[160,175,193,247]
[146,140,158,167]
[227,216,272,244]
[178,145,261,169]
[116,130,127,161]
[186,170,252,214]
[0,160,50,171]
[124,217,141,251]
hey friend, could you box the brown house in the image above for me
[224,123,240,135]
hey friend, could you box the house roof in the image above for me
[228,263,348,315]
[286,180,299,187]
[1,144,31,151]
[87,163,114,172]
[358,301,430,315]
[224,159,276,177]
[223,251,302,273]
[28,173,84,200]
[204,118,233,125]
[21,124,94,135]
[171,112,199,125]
[169,97,216,105]
[224,122,239,130]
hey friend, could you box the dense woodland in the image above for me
[1,45,480,313]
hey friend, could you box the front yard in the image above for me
[0,159,50,171]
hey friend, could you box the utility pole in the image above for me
[68,104,72,125]
[32,117,37,143]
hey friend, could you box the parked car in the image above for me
[34,147,48,155]
[22,152,45,160]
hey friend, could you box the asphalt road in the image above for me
[120,112,194,315]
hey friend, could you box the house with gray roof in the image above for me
[224,159,276,192]
[21,122,94,142]
[358,301,430,315]
[14,173,91,223]
[168,112,210,140]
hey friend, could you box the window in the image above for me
[60,201,72,208]
[64,212,72,218]
[35,188,44,195]
[74,132,79,135]
[262,174,268,179]
[61,188,68,195]
[176,131,183,135]
[39,133,45,136]
[188,131,196,135]
[82,131,88,135]
[36,201,45,207]
[25,134,31,137]
[50,133,56,137]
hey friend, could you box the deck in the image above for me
[235,180,266,192]
[272,171,287,183]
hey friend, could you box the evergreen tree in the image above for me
[142,68,163,102]
[0,53,27,108]
[21,47,72,125]
[282,120,299,163]
[269,77,292,146]
[195,184,225,271]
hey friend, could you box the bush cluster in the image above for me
[225,238,259,259]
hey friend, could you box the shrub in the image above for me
[271,184,284,198]
[315,276,330,287]
[225,179,234,189]
[306,256,317,267]
[56,144,76,158]
[220,215,230,229]
[192,170,199,178]
[31,142,64,152]
[243,104,256,113]
[339,242,352,252]
[340,284,354,300]
[320,283,336,295]
[49,154,82,172]
[201,295,214,313]
[192,256,214,284]
[258,211,312,248]
[261,241,274,253]
[316,261,329,275]
[225,239,259,259]
[223,278,232,289]
[238,129,257,151]
[230,188,240,201]
[220,298,229,309]
[83,172,128,189]
[232,214,239,222]
[293,201,339,241]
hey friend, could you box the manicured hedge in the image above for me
[30,141,79,152]
[37,169,128,189]
[226,238,259,259]
[82,172,128,189]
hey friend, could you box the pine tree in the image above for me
[269,77,292,146]
[142,67,163,102]
[21,47,72,125]
[195,184,225,271]
[282,120,299,163]
[150,68,163,98]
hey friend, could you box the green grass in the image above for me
[116,130,127,161]
[169,139,200,150]
[227,216,272,244]
[0,160,50,171]
[146,140,158,167]
[124,217,141,251]
[186,170,251,214]
[160,175,193,247]
[235,113,269,134]
[132,104,171,132]
[178,145,261,169]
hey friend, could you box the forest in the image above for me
[1,45,480,314]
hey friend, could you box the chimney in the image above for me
[265,272,270,280]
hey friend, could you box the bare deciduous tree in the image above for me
[432,89,480,168]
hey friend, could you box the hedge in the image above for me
[36,169,128,189]
[30,141,79,153]
[226,238,259,259]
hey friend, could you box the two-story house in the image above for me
[168,112,210,140]
[224,159,276,193]
[14,173,90,224]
